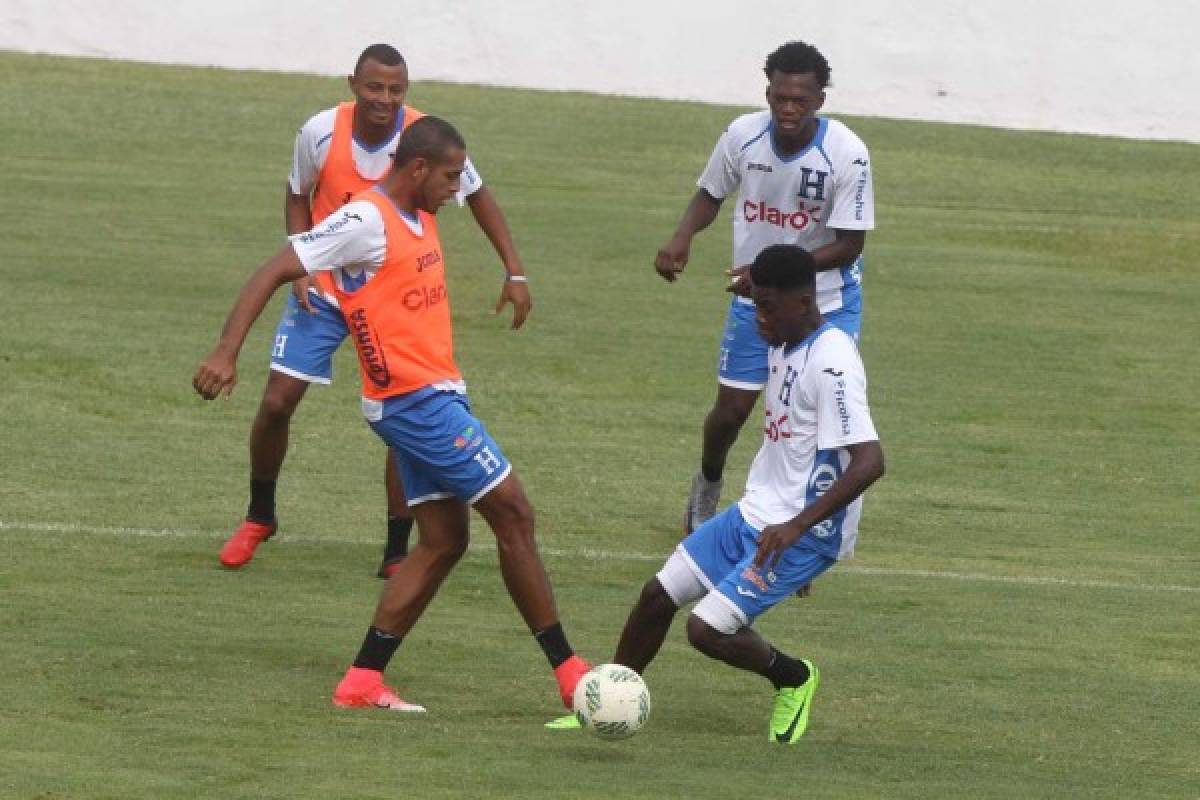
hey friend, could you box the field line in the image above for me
[3,519,1197,595]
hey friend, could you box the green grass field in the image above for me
[1,51,1198,799]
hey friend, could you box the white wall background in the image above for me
[2,0,1197,142]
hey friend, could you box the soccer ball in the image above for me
[572,663,651,740]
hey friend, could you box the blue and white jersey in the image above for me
[737,323,878,559]
[698,111,875,315]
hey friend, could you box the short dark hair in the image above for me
[763,41,831,88]
[393,116,466,167]
[750,244,817,290]
[354,43,406,75]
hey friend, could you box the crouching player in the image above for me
[550,244,884,740]
[194,116,589,713]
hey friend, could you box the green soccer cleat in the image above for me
[769,661,819,743]
[544,713,583,730]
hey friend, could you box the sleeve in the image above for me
[813,340,878,450]
[287,118,323,197]
[696,128,741,200]
[825,139,875,231]
[458,154,484,202]
[289,202,387,274]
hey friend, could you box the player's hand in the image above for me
[494,278,532,330]
[725,264,752,297]
[291,275,317,313]
[654,236,691,282]
[193,347,238,400]
[753,521,804,571]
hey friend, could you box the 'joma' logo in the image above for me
[852,158,868,166]
[823,367,844,377]
[348,308,390,388]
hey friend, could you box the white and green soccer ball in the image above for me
[572,663,651,740]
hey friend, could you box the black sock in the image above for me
[383,516,414,562]
[763,647,810,690]
[533,622,574,669]
[352,626,403,672]
[246,479,276,523]
[700,465,723,483]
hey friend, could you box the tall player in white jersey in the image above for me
[654,41,876,539]
[549,244,884,740]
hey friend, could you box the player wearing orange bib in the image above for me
[194,116,589,714]
[221,44,530,578]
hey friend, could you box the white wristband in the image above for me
[505,274,528,283]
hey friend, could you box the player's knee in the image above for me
[726,393,758,423]
[709,397,754,431]
[487,489,536,547]
[427,534,469,568]
[487,479,535,527]
[259,384,302,422]
[630,578,677,624]
[640,578,679,617]
[397,536,467,587]
[685,613,726,658]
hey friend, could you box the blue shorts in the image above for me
[682,504,835,624]
[717,298,862,389]
[269,291,348,384]
[369,388,512,506]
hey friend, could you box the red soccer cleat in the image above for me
[554,655,592,709]
[333,666,426,713]
[218,519,276,569]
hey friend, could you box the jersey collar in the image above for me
[370,186,424,235]
[769,117,828,163]
[352,106,407,153]
[782,320,834,358]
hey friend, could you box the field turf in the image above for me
[1,51,1197,799]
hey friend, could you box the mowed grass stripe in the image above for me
[4,519,1197,595]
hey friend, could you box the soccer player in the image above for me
[550,244,884,740]
[220,43,531,577]
[194,116,589,713]
[654,40,875,535]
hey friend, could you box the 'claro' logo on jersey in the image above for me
[743,200,821,231]
[348,308,391,389]
[403,283,448,312]
[763,409,792,442]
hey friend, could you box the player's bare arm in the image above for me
[808,228,866,272]
[193,245,308,400]
[727,230,865,297]
[655,189,723,282]
[465,186,532,330]
[284,187,318,313]
[753,439,885,570]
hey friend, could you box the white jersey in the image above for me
[737,323,879,560]
[288,106,483,203]
[698,112,874,314]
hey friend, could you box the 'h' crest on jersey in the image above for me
[795,167,828,201]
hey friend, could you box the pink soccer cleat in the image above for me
[333,667,426,713]
[554,655,592,709]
